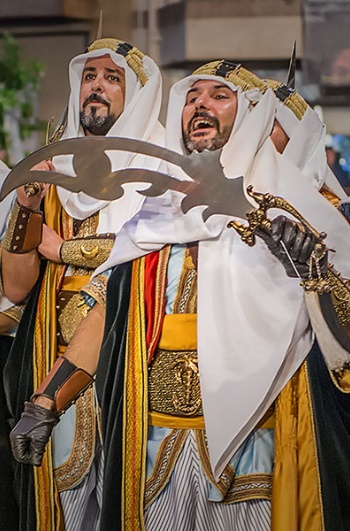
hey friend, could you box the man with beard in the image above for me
[2,38,163,531]
[92,61,350,530]
[9,61,350,531]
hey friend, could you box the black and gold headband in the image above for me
[86,38,148,86]
[192,60,267,94]
[263,79,307,120]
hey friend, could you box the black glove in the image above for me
[10,401,59,466]
[257,215,327,279]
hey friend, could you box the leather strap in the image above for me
[2,200,43,253]
[31,357,94,414]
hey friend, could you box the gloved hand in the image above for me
[10,401,59,466]
[257,215,327,279]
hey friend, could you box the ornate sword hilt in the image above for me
[227,185,330,293]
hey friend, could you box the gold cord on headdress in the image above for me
[87,38,148,86]
[193,60,307,121]
[192,60,267,94]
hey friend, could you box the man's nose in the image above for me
[91,76,104,92]
[195,93,210,110]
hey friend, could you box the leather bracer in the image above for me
[31,357,94,414]
[2,200,43,253]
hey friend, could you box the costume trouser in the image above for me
[145,430,271,531]
[59,442,104,531]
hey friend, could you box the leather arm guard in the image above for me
[31,357,94,414]
[2,200,43,253]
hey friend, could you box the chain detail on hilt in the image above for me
[227,185,330,293]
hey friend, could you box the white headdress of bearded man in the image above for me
[53,38,164,235]
[98,60,350,480]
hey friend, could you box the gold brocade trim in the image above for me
[54,387,96,492]
[122,257,148,531]
[145,429,189,508]
[224,473,273,504]
[148,411,205,429]
[60,237,115,270]
[2,304,24,323]
[33,186,68,530]
[326,268,350,327]
[34,260,60,531]
[81,274,108,309]
[32,187,97,530]
[68,213,100,276]
[172,247,197,314]
[196,423,274,503]
[149,348,202,416]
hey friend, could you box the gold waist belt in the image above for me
[149,347,203,417]
[149,314,275,430]
[149,314,201,417]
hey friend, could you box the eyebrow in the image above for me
[186,84,232,97]
[82,66,125,77]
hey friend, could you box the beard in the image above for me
[80,107,117,136]
[80,92,117,136]
[183,111,233,153]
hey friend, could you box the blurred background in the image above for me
[0,0,349,183]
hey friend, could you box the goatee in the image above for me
[80,109,117,136]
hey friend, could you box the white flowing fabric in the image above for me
[53,47,164,235]
[96,75,350,479]
[275,98,346,198]
[0,159,15,312]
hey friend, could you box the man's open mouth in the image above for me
[189,114,219,135]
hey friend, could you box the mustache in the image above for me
[187,111,220,133]
[82,93,110,110]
